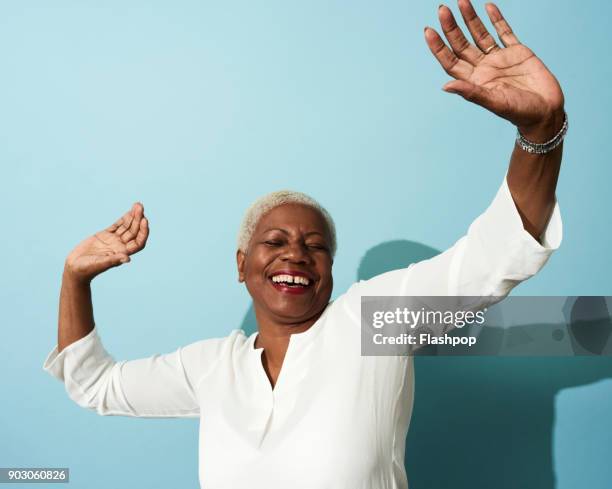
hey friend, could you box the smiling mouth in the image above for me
[268,273,314,293]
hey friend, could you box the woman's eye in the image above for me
[307,244,327,250]
[264,240,282,247]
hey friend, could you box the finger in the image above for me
[127,217,149,254]
[438,4,484,65]
[122,202,144,244]
[117,202,142,239]
[106,216,122,233]
[112,207,136,236]
[485,3,520,47]
[112,253,130,265]
[442,79,507,113]
[457,0,500,54]
[424,27,474,80]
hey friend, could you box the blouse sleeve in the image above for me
[340,174,563,322]
[42,326,229,418]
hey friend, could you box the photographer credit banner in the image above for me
[361,296,612,356]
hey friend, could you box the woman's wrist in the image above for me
[63,262,92,288]
[517,108,566,144]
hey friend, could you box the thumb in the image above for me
[90,253,131,275]
[442,80,501,109]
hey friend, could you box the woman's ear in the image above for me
[236,249,246,282]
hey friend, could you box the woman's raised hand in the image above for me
[64,203,149,283]
[425,1,565,140]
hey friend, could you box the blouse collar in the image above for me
[247,300,335,353]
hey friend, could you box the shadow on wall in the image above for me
[358,241,612,489]
[239,240,612,488]
[240,304,258,338]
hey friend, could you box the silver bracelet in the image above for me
[516,111,568,154]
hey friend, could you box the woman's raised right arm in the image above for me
[45,203,223,418]
[58,202,147,352]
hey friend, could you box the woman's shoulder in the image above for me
[180,329,248,357]
[178,329,249,379]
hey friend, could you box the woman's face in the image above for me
[236,204,334,325]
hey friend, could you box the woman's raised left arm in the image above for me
[340,2,565,321]
[425,0,565,242]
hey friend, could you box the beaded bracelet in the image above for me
[516,111,568,155]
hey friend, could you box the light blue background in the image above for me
[1,1,610,487]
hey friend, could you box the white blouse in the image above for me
[43,176,562,489]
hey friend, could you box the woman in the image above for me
[44,2,565,487]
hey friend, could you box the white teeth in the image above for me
[271,274,310,286]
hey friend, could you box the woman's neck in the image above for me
[253,310,323,387]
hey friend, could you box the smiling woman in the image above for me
[43,2,566,488]
[236,196,336,388]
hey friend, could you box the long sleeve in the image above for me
[341,174,562,321]
[43,326,230,418]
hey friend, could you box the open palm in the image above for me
[425,1,564,134]
[65,202,149,282]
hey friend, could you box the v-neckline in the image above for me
[249,301,333,393]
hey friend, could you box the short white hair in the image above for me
[237,190,337,257]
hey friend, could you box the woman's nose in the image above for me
[281,243,310,263]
